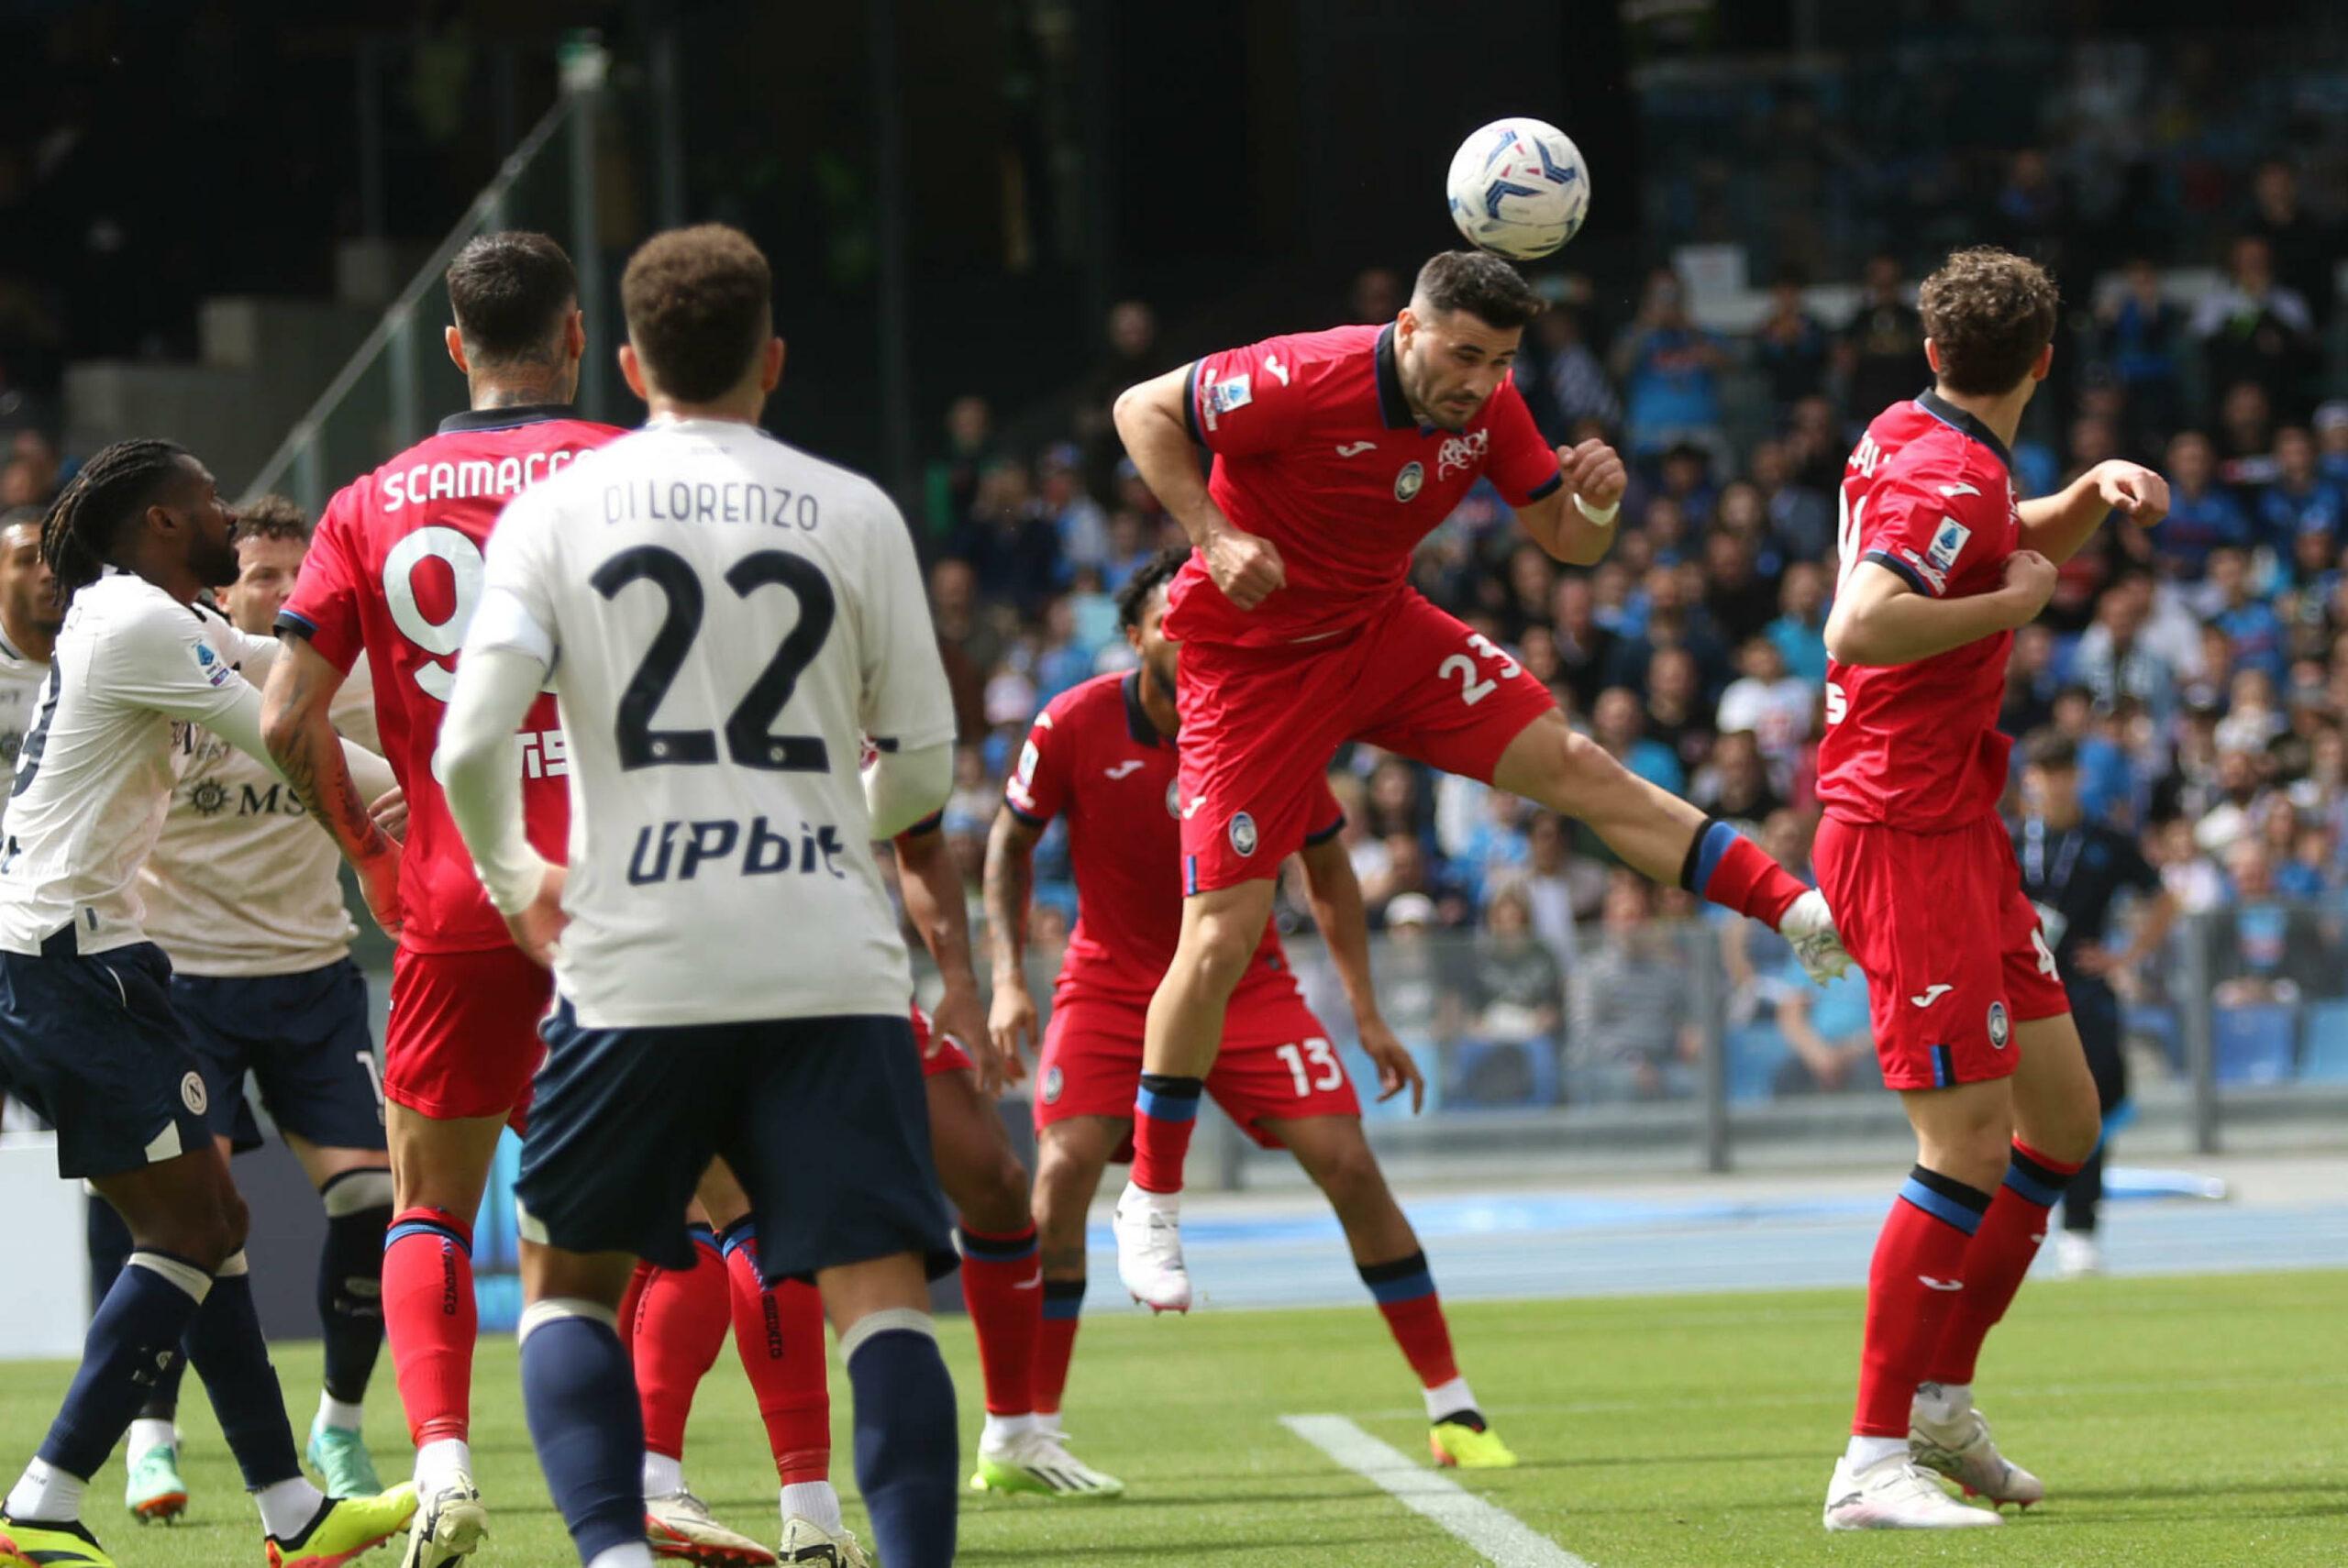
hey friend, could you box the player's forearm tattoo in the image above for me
[275,666,391,861]
[982,814,1034,976]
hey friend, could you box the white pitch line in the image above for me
[1281,1413,1593,1568]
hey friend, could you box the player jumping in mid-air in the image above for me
[90,495,396,1521]
[1811,247,2167,1529]
[0,442,414,1568]
[437,223,963,1568]
[987,548,1517,1470]
[1107,250,1850,1310]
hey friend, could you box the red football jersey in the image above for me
[280,405,624,954]
[1815,391,2022,834]
[1004,670,1339,1001]
[1164,323,1561,648]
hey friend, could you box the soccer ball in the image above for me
[1445,117,1590,262]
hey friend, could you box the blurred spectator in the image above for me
[1751,270,1830,405]
[1747,438,1834,563]
[1774,965,1877,1094]
[2257,427,2344,556]
[1377,894,1467,1051]
[1550,574,1621,714]
[2210,839,2333,1007]
[1766,561,1830,689]
[2217,381,2278,470]
[2317,403,2348,489]
[1037,443,1109,581]
[1717,636,1814,784]
[922,393,995,543]
[2154,816,2229,914]
[1521,304,1621,437]
[1692,729,1786,829]
[1076,300,1164,494]
[930,558,1000,740]
[1522,812,1600,971]
[2242,160,2338,327]
[959,460,1060,616]
[1608,268,1730,468]
[2192,237,2316,420]
[1988,149,2069,275]
[2193,746,2266,856]
[1643,646,1713,778]
[1349,267,1403,325]
[2072,569,2181,722]
[1701,528,1776,644]
[2156,430,2254,580]
[1837,254,1927,427]
[1781,393,1848,493]
[1567,875,1699,1101]
[1460,883,1567,1079]
[1592,686,1685,793]
[2200,549,2287,682]
[2096,259,2189,447]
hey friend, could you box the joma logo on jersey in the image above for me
[1435,427,1490,479]
[626,816,847,886]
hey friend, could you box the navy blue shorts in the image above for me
[172,959,386,1154]
[0,936,214,1180]
[516,1002,955,1286]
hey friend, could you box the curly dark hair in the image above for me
[621,225,772,403]
[1115,547,1189,629]
[445,231,577,366]
[41,438,189,602]
[1412,250,1543,332]
[1918,247,2059,397]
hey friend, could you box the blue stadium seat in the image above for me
[2211,1004,2298,1087]
[2124,1002,2183,1073]
[1726,1023,1790,1105]
[2299,1000,2348,1084]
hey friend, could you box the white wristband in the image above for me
[1573,492,1620,526]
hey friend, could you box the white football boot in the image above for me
[1779,889,1854,985]
[1823,1450,2001,1529]
[1911,1396,2045,1507]
[1113,1181,1191,1313]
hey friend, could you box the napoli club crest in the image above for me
[1394,461,1425,502]
[181,1072,209,1115]
[1042,1066,1063,1105]
[1988,1000,2010,1050]
[1229,812,1258,856]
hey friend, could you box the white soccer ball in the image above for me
[1445,117,1590,262]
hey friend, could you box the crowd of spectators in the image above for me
[912,171,2348,1108]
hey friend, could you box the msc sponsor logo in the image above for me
[626,816,849,886]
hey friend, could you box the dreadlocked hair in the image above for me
[42,438,187,602]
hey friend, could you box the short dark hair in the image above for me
[445,232,578,365]
[1115,547,1188,630]
[233,493,310,547]
[1918,246,2059,397]
[1412,250,1543,332]
[621,225,772,403]
[2023,730,2077,772]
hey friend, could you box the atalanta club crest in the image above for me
[1394,461,1425,502]
[1164,780,1180,818]
[1988,1000,2010,1050]
[1229,812,1258,856]
[1042,1066,1063,1105]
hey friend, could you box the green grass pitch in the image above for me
[4,1270,2341,1566]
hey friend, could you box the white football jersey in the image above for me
[0,630,50,834]
[140,637,378,977]
[0,575,281,956]
[473,416,954,1027]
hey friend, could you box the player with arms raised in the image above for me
[1108,250,1849,1309]
[1812,247,2167,1529]
[988,549,1516,1470]
[437,224,961,1568]
[262,232,626,1568]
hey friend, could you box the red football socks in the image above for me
[616,1259,653,1371]
[1357,1253,1460,1388]
[382,1207,477,1445]
[1853,1169,1990,1437]
[958,1224,1042,1416]
[1928,1141,2082,1387]
[1035,1279,1086,1418]
[634,1228,730,1461]
[721,1221,832,1485]
[1683,818,1807,928]
[1131,1074,1203,1195]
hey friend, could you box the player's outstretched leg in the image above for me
[931,1070,1122,1500]
[1824,1078,2011,1530]
[1267,1116,1515,1469]
[1490,711,1850,983]
[631,1220,774,1568]
[1910,1014,2098,1510]
[1120,879,1279,1310]
[85,1198,191,1524]
[307,1163,394,1499]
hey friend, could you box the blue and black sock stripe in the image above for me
[1897,1165,1992,1235]
[958,1225,1040,1264]
[385,1214,472,1256]
[716,1216,758,1261]
[2003,1146,2072,1208]
[1042,1278,1086,1321]
[1678,817,1735,896]
[1135,1072,1204,1123]
[1357,1249,1436,1305]
[686,1220,721,1259]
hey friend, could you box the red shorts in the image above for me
[1176,589,1556,893]
[908,1003,974,1078]
[1034,978,1359,1153]
[385,944,553,1126]
[1812,813,2071,1091]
